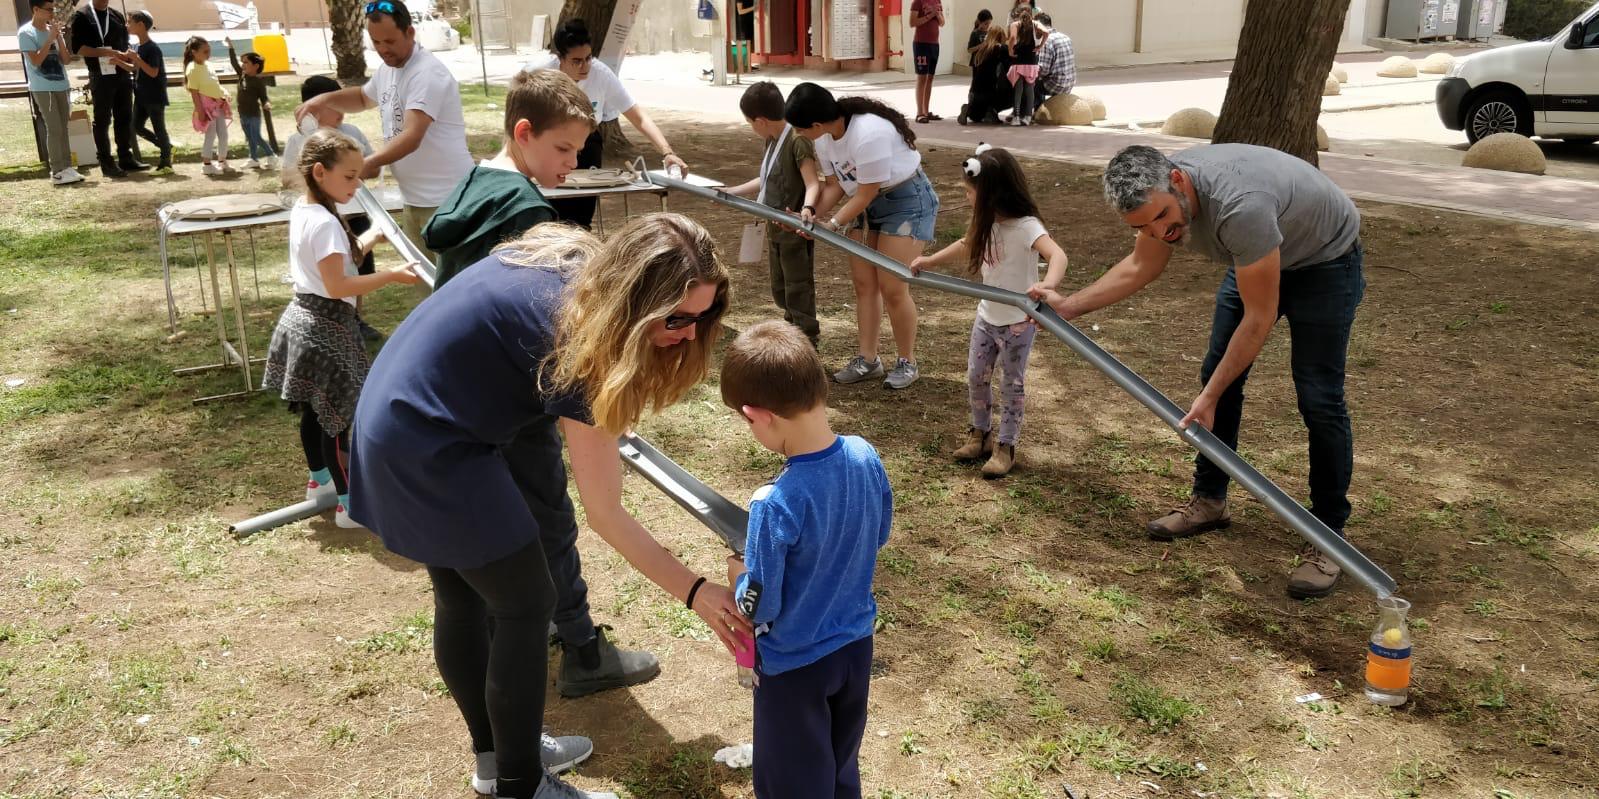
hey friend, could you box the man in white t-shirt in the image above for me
[295,0,473,263]
[521,19,688,229]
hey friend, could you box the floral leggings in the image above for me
[968,317,1038,445]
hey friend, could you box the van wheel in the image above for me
[1465,91,1532,143]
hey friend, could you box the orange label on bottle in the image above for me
[1366,650,1412,691]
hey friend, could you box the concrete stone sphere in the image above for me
[1462,132,1547,175]
[1330,62,1349,83]
[1323,74,1342,96]
[1419,52,1456,74]
[1161,107,1217,139]
[1317,124,1329,152]
[1036,93,1095,126]
[1081,93,1108,120]
[1377,56,1418,78]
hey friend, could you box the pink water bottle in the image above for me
[735,631,756,690]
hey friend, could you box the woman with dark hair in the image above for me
[523,19,689,229]
[784,82,939,391]
[349,215,752,799]
[1007,6,1041,125]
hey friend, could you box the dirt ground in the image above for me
[0,94,1595,799]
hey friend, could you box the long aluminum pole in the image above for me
[231,495,337,536]
[643,169,1398,599]
[353,186,437,287]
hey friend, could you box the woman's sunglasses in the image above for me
[663,300,723,331]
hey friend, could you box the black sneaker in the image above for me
[557,627,661,698]
[119,158,152,172]
[357,317,383,342]
[99,161,128,179]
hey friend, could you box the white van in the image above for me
[1436,0,1599,143]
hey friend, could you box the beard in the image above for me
[1168,190,1193,246]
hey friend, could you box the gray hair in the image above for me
[1103,145,1177,213]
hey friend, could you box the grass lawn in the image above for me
[0,81,1595,798]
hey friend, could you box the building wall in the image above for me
[507,0,713,54]
[121,0,335,31]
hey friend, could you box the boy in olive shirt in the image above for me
[727,81,822,346]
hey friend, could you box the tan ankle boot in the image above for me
[1145,496,1230,541]
[953,428,992,460]
[981,443,1015,478]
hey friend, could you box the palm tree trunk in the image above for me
[329,0,369,84]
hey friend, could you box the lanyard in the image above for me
[91,7,110,44]
[755,125,790,206]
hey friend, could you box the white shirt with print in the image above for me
[814,113,921,197]
[361,43,474,207]
[523,55,635,123]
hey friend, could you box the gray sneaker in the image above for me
[883,358,919,390]
[833,355,884,384]
[542,732,593,774]
[515,772,618,799]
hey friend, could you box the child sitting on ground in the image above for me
[226,37,279,169]
[722,320,892,799]
[182,37,232,175]
[261,129,420,526]
[423,68,594,287]
[724,82,822,347]
[911,145,1067,477]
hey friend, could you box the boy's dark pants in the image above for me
[133,100,170,161]
[753,635,872,799]
[769,230,819,346]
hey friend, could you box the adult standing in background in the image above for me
[1034,13,1076,106]
[71,0,148,177]
[1031,144,1366,599]
[523,19,689,230]
[909,0,944,124]
[295,0,473,265]
[19,0,82,185]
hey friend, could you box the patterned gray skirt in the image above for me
[261,293,369,437]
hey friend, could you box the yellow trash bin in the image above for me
[252,33,290,73]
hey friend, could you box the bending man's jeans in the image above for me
[1192,243,1365,533]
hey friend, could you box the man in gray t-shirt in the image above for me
[1032,144,1365,599]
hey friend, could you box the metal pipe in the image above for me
[620,433,748,554]
[643,169,1398,599]
[230,495,337,537]
[352,186,437,288]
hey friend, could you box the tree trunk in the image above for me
[1212,0,1351,166]
[329,0,369,85]
[558,0,622,52]
[557,0,630,160]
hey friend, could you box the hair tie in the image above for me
[974,142,993,155]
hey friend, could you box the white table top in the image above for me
[158,186,405,237]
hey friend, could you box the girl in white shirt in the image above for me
[261,129,421,526]
[786,82,940,390]
[911,145,1068,477]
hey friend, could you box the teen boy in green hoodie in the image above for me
[423,68,594,287]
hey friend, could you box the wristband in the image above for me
[685,576,708,610]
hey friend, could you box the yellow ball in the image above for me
[1382,628,1404,647]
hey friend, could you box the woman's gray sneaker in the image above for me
[542,733,593,774]
[884,358,919,389]
[834,355,885,384]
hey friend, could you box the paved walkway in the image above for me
[913,123,1599,232]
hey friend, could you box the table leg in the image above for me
[623,192,630,224]
[192,238,208,313]
[248,228,261,302]
[660,190,668,213]
[224,232,254,393]
[161,220,176,333]
[205,232,230,369]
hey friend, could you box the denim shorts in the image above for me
[864,171,939,242]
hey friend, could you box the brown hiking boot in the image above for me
[982,443,1015,478]
[1286,544,1342,599]
[1145,496,1230,541]
[953,428,992,461]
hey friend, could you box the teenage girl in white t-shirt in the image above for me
[911,146,1068,477]
[786,82,940,390]
[261,129,421,527]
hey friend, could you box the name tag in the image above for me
[97,57,120,76]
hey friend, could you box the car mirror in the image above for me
[1568,21,1585,48]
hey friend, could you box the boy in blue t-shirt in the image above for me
[722,320,892,799]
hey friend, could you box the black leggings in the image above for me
[298,406,349,494]
[428,540,557,795]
